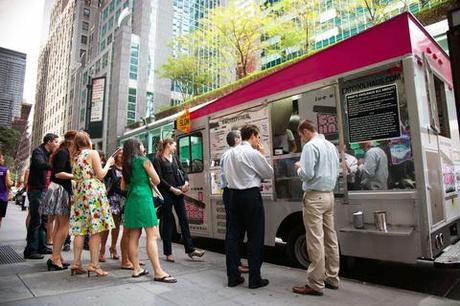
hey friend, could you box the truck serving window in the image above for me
[178,133,204,174]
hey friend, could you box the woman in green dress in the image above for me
[121,139,176,283]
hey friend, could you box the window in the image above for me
[433,74,450,138]
[342,67,415,191]
[107,33,113,44]
[82,21,89,31]
[123,0,129,9]
[108,16,114,29]
[127,88,137,125]
[81,35,88,44]
[178,133,204,173]
[129,42,139,80]
[83,8,90,18]
[103,7,109,20]
[102,51,109,68]
[109,0,115,12]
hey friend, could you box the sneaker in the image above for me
[24,253,44,260]
[63,244,71,252]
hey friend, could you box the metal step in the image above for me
[434,240,460,268]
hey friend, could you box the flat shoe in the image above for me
[325,282,339,290]
[166,257,175,263]
[154,275,177,283]
[292,284,323,296]
[121,265,134,270]
[132,269,149,278]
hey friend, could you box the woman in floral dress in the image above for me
[70,131,115,277]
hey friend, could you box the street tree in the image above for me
[195,0,270,80]
[263,0,320,57]
[0,126,20,168]
[158,53,213,102]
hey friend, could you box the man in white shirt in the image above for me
[223,124,273,289]
[220,130,249,274]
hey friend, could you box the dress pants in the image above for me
[161,192,195,255]
[226,187,264,286]
[303,191,340,293]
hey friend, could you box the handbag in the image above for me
[151,184,164,208]
[173,156,186,186]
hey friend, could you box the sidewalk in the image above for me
[0,204,458,306]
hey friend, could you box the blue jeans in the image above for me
[161,192,195,255]
[24,191,48,255]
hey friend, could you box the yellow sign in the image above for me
[176,108,191,133]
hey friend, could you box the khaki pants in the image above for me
[303,191,340,292]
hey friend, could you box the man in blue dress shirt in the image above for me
[223,124,273,289]
[292,120,340,296]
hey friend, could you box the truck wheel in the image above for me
[286,225,310,269]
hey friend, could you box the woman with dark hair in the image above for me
[100,149,124,262]
[41,130,76,270]
[70,131,115,276]
[121,139,176,282]
[153,138,204,263]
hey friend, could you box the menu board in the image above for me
[209,106,273,195]
[345,84,401,143]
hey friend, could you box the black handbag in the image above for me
[173,157,186,186]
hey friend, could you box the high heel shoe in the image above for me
[187,249,205,260]
[70,265,87,276]
[47,259,67,271]
[87,264,108,277]
[109,247,120,260]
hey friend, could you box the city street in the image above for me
[0,204,459,306]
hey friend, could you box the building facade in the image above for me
[0,47,26,128]
[32,0,92,148]
[11,103,32,172]
[262,0,442,69]
[72,0,221,153]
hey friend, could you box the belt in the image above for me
[306,190,333,193]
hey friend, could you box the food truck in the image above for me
[120,12,460,268]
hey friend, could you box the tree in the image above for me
[0,126,20,168]
[158,55,213,102]
[158,34,214,102]
[195,0,270,80]
[263,0,320,57]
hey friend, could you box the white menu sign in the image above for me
[209,106,273,195]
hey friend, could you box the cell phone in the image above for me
[110,147,122,158]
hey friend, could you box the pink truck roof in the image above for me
[191,12,451,120]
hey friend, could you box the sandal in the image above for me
[70,265,87,276]
[98,254,106,262]
[154,274,177,283]
[87,264,108,277]
[132,269,149,278]
[139,261,146,266]
[109,247,120,260]
[121,265,134,270]
[166,256,175,263]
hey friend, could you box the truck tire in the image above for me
[286,225,310,269]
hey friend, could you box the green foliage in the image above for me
[0,127,20,168]
[158,53,213,102]
[263,0,319,56]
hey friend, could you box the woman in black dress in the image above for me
[153,138,205,262]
